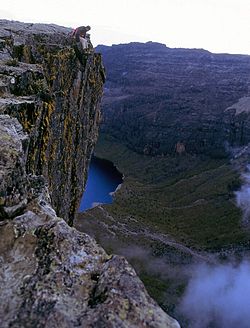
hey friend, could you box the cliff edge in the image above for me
[0,20,104,225]
[0,20,180,328]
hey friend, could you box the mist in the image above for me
[179,261,250,328]
[235,164,250,225]
[117,245,171,277]
[178,163,250,328]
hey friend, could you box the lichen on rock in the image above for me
[0,19,105,225]
[0,113,179,328]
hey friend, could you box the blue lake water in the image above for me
[79,156,123,211]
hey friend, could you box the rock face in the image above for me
[0,21,180,328]
[0,115,29,218]
[97,42,250,157]
[0,19,105,225]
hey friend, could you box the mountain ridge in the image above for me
[96,42,250,158]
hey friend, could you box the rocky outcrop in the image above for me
[0,19,104,224]
[0,115,29,218]
[0,116,179,328]
[97,42,250,157]
[0,21,180,327]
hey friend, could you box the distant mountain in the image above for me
[96,42,250,157]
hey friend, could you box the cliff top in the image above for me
[0,19,71,36]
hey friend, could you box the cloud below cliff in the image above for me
[179,261,250,328]
[177,162,250,328]
[235,165,250,225]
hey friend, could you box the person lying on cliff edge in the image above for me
[72,25,91,51]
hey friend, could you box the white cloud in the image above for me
[179,261,250,328]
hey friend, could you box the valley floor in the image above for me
[75,133,250,326]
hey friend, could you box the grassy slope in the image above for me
[76,132,249,320]
[93,133,247,250]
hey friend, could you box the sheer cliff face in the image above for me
[0,21,180,328]
[97,42,250,157]
[0,20,105,224]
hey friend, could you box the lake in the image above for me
[79,156,123,211]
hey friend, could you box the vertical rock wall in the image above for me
[0,20,105,224]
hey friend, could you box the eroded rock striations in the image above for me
[0,19,104,225]
[0,21,179,327]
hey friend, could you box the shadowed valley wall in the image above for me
[97,42,250,158]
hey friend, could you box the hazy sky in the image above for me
[1,0,250,55]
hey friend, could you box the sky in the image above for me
[1,0,250,55]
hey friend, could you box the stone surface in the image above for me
[0,116,179,328]
[0,19,105,225]
[0,21,180,327]
[96,42,250,157]
[0,115,28,217]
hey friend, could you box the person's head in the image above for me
[86,25,91,31]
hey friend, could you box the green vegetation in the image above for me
[77,132,249,319]
[94,133,247,251]
[5,58,19,66]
